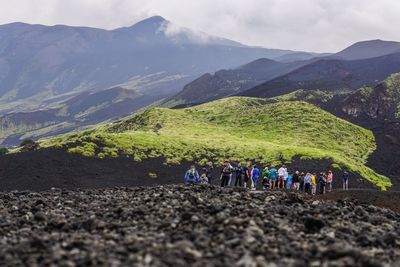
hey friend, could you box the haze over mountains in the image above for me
[0,15,298,113]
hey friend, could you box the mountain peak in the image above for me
[130,15,168,28]
[115,15,168,33]
[143,16,167,23]
[334,39,400,60]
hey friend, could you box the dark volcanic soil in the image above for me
[0,185,399,267]
[0,149,188,191]
[317,190,400,214]
[0,149,378,191]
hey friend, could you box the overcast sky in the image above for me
[1,0,400,53]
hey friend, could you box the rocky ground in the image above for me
[0,185,399,267]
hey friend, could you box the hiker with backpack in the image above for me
[234,162,243,187]
[220,160,233,187]
[269,166,278,189]
[184,165,200,184]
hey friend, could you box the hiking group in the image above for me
[184,160,350,194]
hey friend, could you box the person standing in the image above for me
[327,170,333,192]
[286,173,292,189]
[283,166,289,188]
[262,166,270,189]
[304,173,312,194]
[318,172,327,194]
[234,162,243,187]
[311,173,317,195]
[269,166,278,189]
[220,160,233,187]
[243,161,252,189]
[184,165,200,184]
[251,164,260,191]
[206,162,214,185]
[227,162,234,187]
[292,171,300,191]
[277,166,286,189]
[299,172,305,192]
[342,171,349,190]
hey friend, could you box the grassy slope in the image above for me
[40,97,391,189]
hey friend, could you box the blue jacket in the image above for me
[184,169,200,184]
[287,175,292,184]
[252,168,260,179]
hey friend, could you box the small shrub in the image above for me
[0,147,9,155]
[20,139,39,151]
[148,172,158,178]
[20,139,35,147]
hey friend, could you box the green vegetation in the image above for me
[40,97,391,190]
[383,73,400,118]
[20,139,35,147]
[271,89,352,103]
[0,147,8,155]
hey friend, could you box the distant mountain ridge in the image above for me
[240,52,400,98]
[165,58,305,106]
[166,39,400,107]
[332,39,400,60]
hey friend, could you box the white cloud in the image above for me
[1,0,400,52]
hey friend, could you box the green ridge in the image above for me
[40,97,391,190]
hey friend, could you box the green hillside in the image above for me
[40,97,391,189]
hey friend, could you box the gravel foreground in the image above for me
[0,185,399,267]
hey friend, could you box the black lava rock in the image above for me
[0,185,399,267]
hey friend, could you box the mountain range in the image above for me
[0,15,302,113]
[166,40,400,107]
[240,52,400,98]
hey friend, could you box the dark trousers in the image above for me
[304,183,311,194]
[234,175,242,187]
[221,175,230,187]
[319,183,326,194]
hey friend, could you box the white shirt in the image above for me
[278,167,286,177]
[283,168,288,180]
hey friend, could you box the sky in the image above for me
[1,0,400,53]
